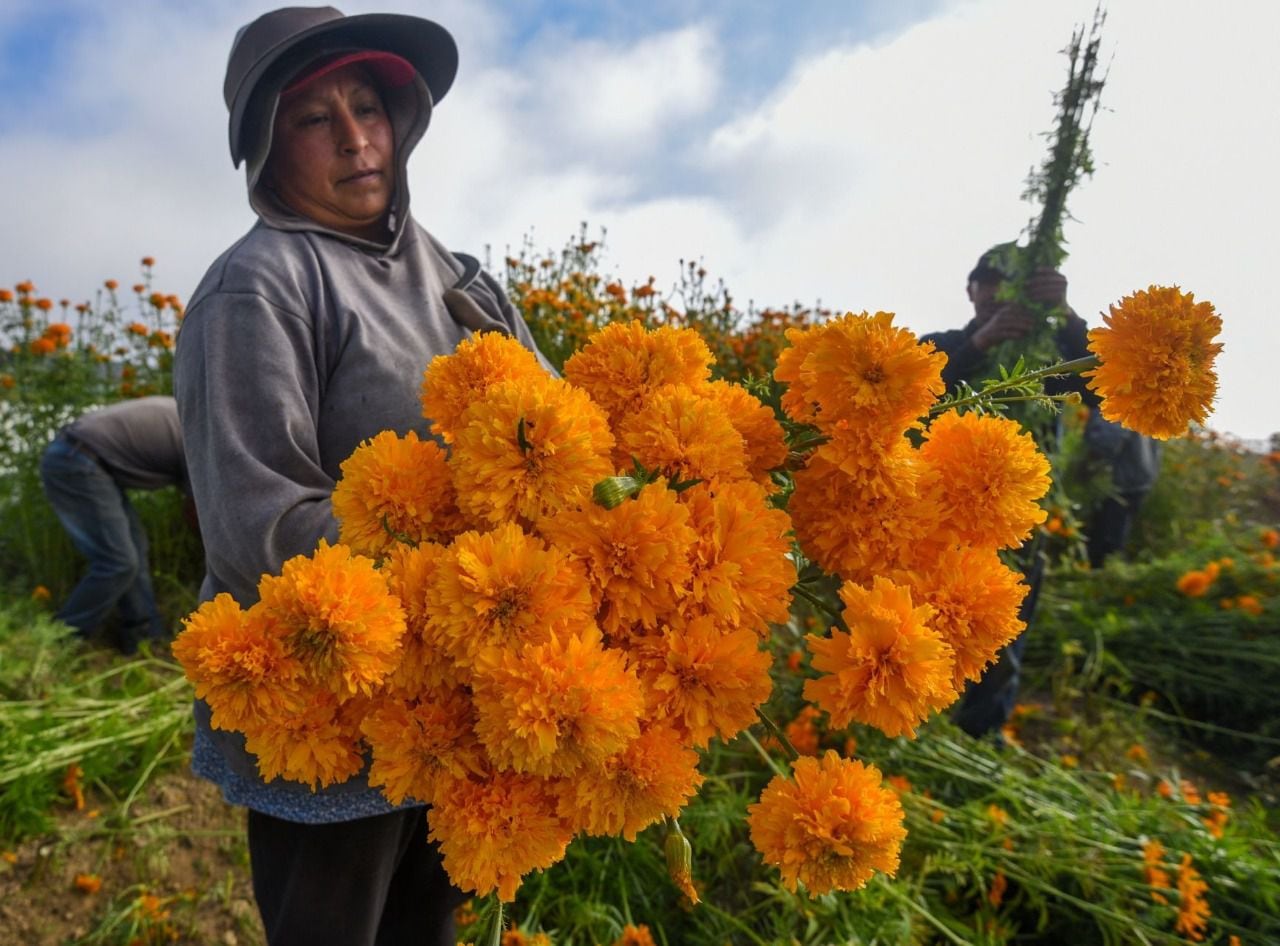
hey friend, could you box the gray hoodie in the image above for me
[174,69,548,820]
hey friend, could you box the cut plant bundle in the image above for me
[172,300,1223,907]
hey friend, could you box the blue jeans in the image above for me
[39,435,164,653]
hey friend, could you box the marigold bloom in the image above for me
[63,763,85,811]
[988,871,1008,908]
[244,689,366,789]
[805,577,956,739]
[256,541,406,696]
[451,376,615,525]
[784,705,822,756]
[702,380,788,487]
[332,430,466,558]
[362,687,486,805]
[74,873,103,894]
[172,594,306,733]
[380,542,455,694]
[1085,286,1223,440]
[774,311,945,445]
[612,924,658,946]
[557,721,703,840]
[789,446,936,584]
[420,331,548,443]
[614,384,749,487]
[634,616,773,747]
[1262,528,1279,549]
[563,322,712,424]
[426,522,595,670]
[748,751,905,895]
[679,480,793,635]
[29,337,56,355]
[471,628,644,776]
[1175,853,1210,941]
[539,481,697,635]
[918,410,1050,549]
[0,289,12,302]
[1176,569,1213,597]
[902,546,1027,689]
[128,321,149,336]
[428,769,572,901]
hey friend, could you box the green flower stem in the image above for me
[929,355,1098,416]
[790,583,848,632]
[872,875,970,946]
[485,896,504,946]
[740,728,787,778]
[754,708,801,763]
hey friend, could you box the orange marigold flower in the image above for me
[451,376,615,526]
[1236,594,1263,616]
[1085,286,1223,440]
[29,337,56,355]
[379,542,455,695]
[420,331,548,443]
[747,751,906,895]
[127,321,149,336]
[634,616,773,747]
[1180,779,1202,805]
[789,446,935,584]
[1125,743,1150,765]
[0,373,14,389]
[74,872,103,894]
[63,763,85,811]
[104,279,118,291]
[35,297,53,311]
[244,689,366,789]
[918,410,1051,549]
[426,522,595,671]
[171,594,305,733]
[362,686,486,805]
[679,480,794,635]
[428,768,572,901]
[613,384,749,487]
[1175,853,1211,941]
[472,628,644,777]
[1261,528,1279,549]
[141,256,155,267]
[332,430,466,558]
[563,322,712,424]
[902,546,1027,689]
[1176,569,1213,596]
[557,721,703,840]
[612,924,658,946]
[784,705,822,757]
[805,578,956,739]
[539,481,696,635]
[256,541,405,696]
[774,311,945,445]
[702,380,788,487]
[988,871,1008,908]
[0,289,12,302]
[31,584,51,601]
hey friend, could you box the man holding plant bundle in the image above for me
[921,245,1093,739]
[175,7,550,945]
[39,395,190,655]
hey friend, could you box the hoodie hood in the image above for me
[245,65,433,254]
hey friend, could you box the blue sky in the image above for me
[1,1,1275,441]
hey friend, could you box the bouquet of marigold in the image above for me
[174,290,1222,909]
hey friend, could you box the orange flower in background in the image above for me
[557,721,704,840]
[103,279,118,291]
[141,256,155,267]
[451,376,615,525]
[1141,838,1170,904]
[679,480,794,635]
[635,616,773,747]
[563,322,713,424]
[362,686,486,805]
[420,331,549,443]
[1236,594,1263,616]
[747,751,906,895]
[1261,528,1279,549]
[35,297,53,311]
[127,321,149,336]
[427,523,595,671]
[988,871,1008,908]
[918,410,1051,549]
[172,594,305,733]
[1176,569,1213,597]
[774,311,945,446]
[702,379,788,487]
[428,768,572,901]
[903,545,1027,689]
[805,578,956,738]
[29,337,56,355]
[612,924,658,946]
[1175,853,1210,941]
[539,481,696,635]
[0,289,12,302]
[332,430,466,558]
[614,384,749,487]
[256,541,405,697]
[63,763,85,811]
[784,705,822,756]
[471,628,644,777]
[31,584,51,601]
[74,873,103,894]
[1085,286,1223,440]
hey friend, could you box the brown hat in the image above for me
[223,5,457,167]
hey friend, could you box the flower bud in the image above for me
[664,819,700,905]
[592,475,642,509]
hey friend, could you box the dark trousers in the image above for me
[39,434,163,653]
[248,807,466,946]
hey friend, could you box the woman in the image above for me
[175,8,551,944]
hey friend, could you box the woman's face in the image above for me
[266,63,395,240]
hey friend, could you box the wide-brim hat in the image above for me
[224,5,458,167]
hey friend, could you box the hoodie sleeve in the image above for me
[174,290,339,606]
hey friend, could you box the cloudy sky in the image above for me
[2,0,1275,441]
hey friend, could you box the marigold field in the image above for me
[1,241,1277,946]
